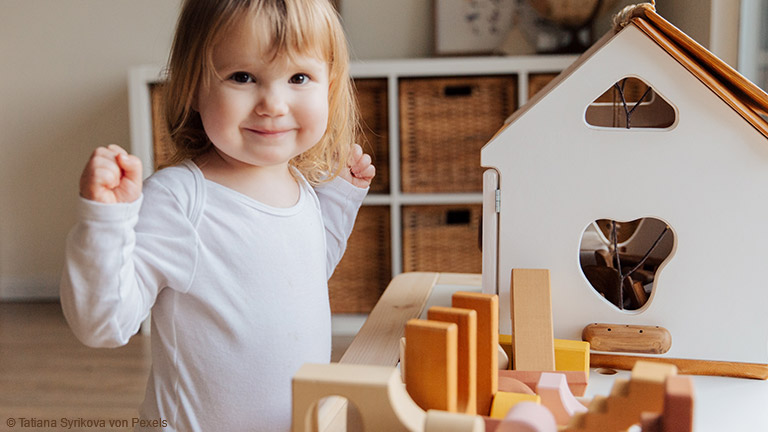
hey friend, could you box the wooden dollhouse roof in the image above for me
[501,4,768,139]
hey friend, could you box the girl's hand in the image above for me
[79,144,143,204]
[342,143,375,189]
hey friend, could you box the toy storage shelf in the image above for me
[128,55,578,315]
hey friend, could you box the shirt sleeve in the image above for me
[59,180,198,348]
[313,176,368,279]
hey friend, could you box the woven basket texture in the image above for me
[399,75,517,193]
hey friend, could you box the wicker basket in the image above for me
[528,73,560,100]
[150,83,175,169]
[328,205,392,313]
[402,204,482,273]
[355,78,390,194]
[399,75,517,193]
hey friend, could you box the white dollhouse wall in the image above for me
[481,23,768,364]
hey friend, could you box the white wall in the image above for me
[0,1,180,299]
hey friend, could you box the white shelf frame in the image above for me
[128,55,578,279]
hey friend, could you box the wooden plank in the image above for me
[428,306,478,415]
[590,353,768,380]
[510,269,555,371]
[404,319,458,412]
[338,272,439,366]
[452,291,499,416]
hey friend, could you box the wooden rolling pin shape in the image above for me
[582,323,672,354]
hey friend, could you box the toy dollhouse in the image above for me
[481,4,768,372]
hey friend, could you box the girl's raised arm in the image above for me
[80,144,143,204]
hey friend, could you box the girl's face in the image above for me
[196,21,329,171]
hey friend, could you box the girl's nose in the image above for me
[254,87,289,117]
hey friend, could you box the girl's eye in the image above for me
[229,72,254,84]
[289,73,310,85]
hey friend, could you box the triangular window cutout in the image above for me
[585,77,676,129]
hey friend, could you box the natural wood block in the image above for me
[498,370,588,398]
[428,306,478,415]
[510,269,555,371]
[452,291,499,416]
[662,375,694,432]
[535,373,587,426]
[498,376,535,395]
[554,339,590,375]
[489,391,540,419]
[404,319,458,412]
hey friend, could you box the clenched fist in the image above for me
[79,144,143,204]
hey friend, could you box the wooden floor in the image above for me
[0,302,357,431]
[0,302,151,431]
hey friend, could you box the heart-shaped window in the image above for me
[579,218,675,311]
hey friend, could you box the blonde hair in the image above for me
[162,0,358,184]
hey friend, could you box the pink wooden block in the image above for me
[535,373,587,426]
[496,402,557,432]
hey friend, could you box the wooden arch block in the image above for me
[535,372,587,425]
[292,363,426,432]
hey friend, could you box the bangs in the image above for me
[242,0,336,64]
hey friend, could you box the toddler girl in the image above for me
[60,0,374,430]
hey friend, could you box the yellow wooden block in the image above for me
[554,339,590,376]
[499,336,590,375]
[489,391,541,419]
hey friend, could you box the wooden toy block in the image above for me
[660,375,694,432]
[499,334,513,368]
[501,336,591,374]
[405,319,459,412]
[535,372,587,426]
[490,391,541,420]
[563,361,677,432]
[292,363,426,432]
[510,269,555,371]
[428,306,478,415]
[424,409,485,432]
[553,339,590,375]
[497,402,558,432]
[498,376,535,395]
[452,291,499,415]
[499,370,588,397]
[583,323,672,354]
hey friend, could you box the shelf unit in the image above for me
[128,55,578,314]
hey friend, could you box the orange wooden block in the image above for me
[452,291,499,416]
[510,269,555,371]
[404,319,458,412]
[498,370,588,397]
[428,306,478,415]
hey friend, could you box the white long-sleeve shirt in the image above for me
[60,160,367,431]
